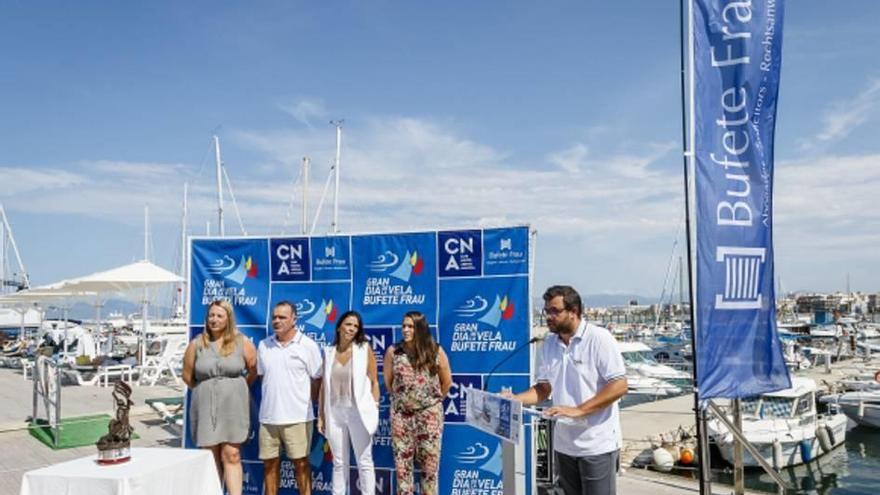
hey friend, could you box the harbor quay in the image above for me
[0,350,877,495]
[0,364,732,495]
[619,351,880,494]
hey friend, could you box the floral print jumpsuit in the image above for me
[390,346,444,495]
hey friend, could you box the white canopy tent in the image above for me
[1,260,183,362]
[0,286,96,355]
[58,260,184,363]
[59,260,183,293]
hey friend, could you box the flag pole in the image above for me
[679,0,711,493]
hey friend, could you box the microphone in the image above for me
[484,335,544,392]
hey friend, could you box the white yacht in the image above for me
[826,390,880,429]
[620,341,692,389]
[707,377,847,469]
[625,373,682,396]
[0,307,41,334]
[810,325,841,338]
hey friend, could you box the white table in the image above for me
[19,447,222,495]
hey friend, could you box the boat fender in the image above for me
[816,424,834,452]
[652,447,674,472]
[858,401,865,418]
[679,446,696,466]
[799,440,813,463]
[824,424,837,448]
[772,439,783,470]
[662,441,681,462]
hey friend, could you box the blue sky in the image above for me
[1,1,879,304]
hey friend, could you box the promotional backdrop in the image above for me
[186,226,533,494]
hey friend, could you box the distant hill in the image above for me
[45,299,173,321]
[532,293,661,308]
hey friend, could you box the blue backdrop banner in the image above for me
[693,0,791,398]
[187,226,532,494]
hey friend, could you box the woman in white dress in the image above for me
[318,310,380,495]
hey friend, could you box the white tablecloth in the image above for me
[20,447,222,495]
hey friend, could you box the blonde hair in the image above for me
[200,299,240,357]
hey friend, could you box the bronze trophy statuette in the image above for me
[96,381,134,464]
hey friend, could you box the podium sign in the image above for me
[465,387,522,444]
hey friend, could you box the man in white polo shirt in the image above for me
[258,301,323,495]
[505,285,627,495]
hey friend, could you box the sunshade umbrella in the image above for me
[60,260,184,363]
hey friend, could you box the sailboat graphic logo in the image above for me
[455,442,502,477]
[368,250,424,282]
[296,299,338,329]
[207,255,258,284]
[455,295,515,328]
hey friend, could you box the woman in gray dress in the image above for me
[183,300,257,495]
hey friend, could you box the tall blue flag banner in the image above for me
[693,0,791,398]
[186,226,533,494]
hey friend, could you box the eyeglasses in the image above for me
[541,307,567,317]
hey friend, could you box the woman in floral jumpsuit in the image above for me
[383,311,453,495]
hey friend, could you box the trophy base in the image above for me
[96,446,131,465]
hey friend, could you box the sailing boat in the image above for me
[0,204,39,336]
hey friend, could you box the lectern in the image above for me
[465,387,526,495]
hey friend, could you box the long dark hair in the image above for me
[400,311,439,375]
[333,310,367,347]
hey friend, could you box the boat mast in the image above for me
[302,157,310,235]
[141,204,150,364]
[330,120,343,233]
[678,255,684,321]
[214,135,225,236]
[679,0,711,493]
[0,203,29,291]
[180,183,189,316]
[144,204,150,262]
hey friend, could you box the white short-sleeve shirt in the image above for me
[536,319,626,457]
[258,331,323,425]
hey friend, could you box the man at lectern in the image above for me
[503,285,627,495]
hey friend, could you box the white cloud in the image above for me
[1,116,686,244]
[546,143,588,173]
[804,77,880,147]
[0,167,87,194]
[229,117,683,240]
[8,116,875,294]
[81,160,191,183]
[775,153,880,245]
[279,98,329,128]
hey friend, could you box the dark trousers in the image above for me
[555,449,619,495]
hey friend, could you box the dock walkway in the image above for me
[2,351,876,495]
[0,367,183,495]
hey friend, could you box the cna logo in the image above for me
[297,299,339,329]
[206,255,258,284]
[368,250,424,282]
[366,327,393,371]
[455,295,515,327]
[455,442,502,477]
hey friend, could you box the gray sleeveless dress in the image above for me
[190,336,249,446]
